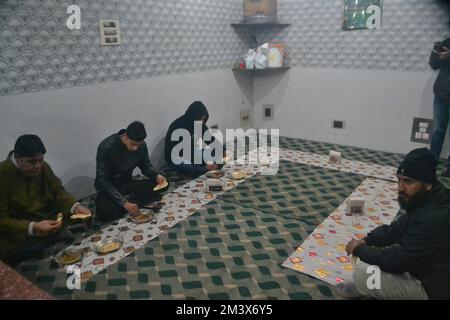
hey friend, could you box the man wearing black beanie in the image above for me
[337,148,450,300]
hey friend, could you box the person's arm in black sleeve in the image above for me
[202,123,215,146]
[95,144,125,207]
[202,123,226,158]
[138,144,159,182]
[363,213,408,247]
[430,41,443,70]
[354,213,447,274]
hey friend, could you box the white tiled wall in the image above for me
[0,70,253,198]
[0,0,245,96]
[253,67,450,157]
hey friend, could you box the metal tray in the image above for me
[94,237,123,254]
[206,170,224,179]
[228,171,246,180]
[131,212,154,224]
[55,248,83,266]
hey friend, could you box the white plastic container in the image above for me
[205,178,225,192]
[346,197,365,215]
[329,151,342,164]
[268,44,284,67]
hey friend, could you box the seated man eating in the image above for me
[95,121,168,222]
[164,101,226,177]
[0,135,92,265]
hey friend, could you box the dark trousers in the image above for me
[169,163,208,178]
[431,96,450,169]
[2,232,60,267]
[95,179,162,223]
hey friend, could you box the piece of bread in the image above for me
[57,212,63,223]
[70,213,92,220]
[153,180,168,191]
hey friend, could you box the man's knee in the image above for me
[0,243,17,266]
[0,234,30,265]
[135,179,155,189]
[353,262,371,294]
[353,262,387,299]
[95,194,125,223]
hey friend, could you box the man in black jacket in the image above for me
[429,16,450,178]
[338,148,450,299]
[165,101,225,176]
[95,121,168,222]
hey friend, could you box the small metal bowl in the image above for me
[131,212,154,224]
[55,248,83,266]
[228,171,246,180]
[206,170,224,179]
[94,237,123,255]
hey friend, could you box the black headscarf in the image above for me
[184,101,209,124]
[165,101,211,164]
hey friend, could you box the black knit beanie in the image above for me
[126,121,147,141]
[14,134,46,157]
[397,148,437,183]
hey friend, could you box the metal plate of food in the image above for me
[94,237,123,254]
[228,171,246,180]
[55,248,83,266]
[206,170,224,179]
[131,212,154,224]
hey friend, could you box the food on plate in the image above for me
[230,171,245,180]
[206,170,224,179]
[57,249,82,265]
[97,241,121,254]
[132,213,153,224]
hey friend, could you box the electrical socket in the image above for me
[332,120,345,129]
[263,104,274,121]
[410,118,433,143]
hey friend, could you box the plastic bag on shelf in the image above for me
[255,42,269,69]
[244,49,256,69]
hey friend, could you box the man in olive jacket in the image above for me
[340,148,450,300]
[0,135,92,265]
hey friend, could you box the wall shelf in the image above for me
[232,66,290,72]
[231,22,290,28]
[231,19,290,76]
